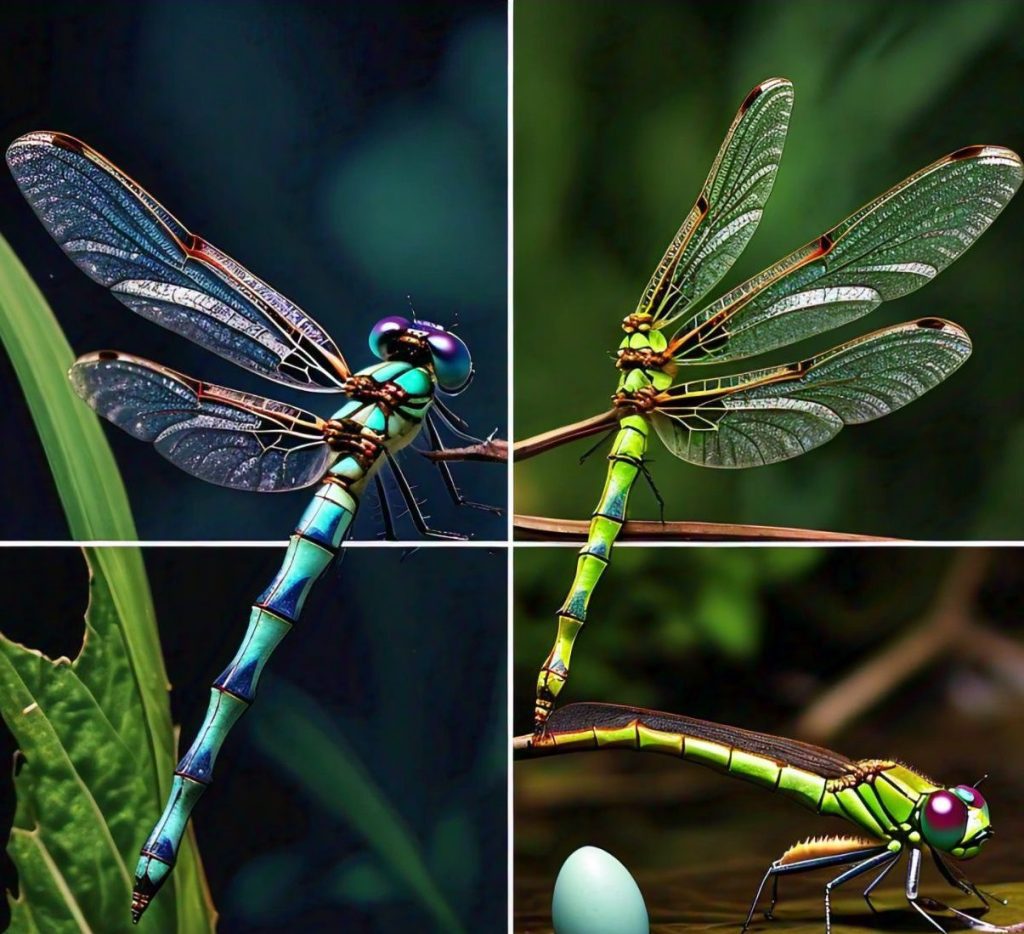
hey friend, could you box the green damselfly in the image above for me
[517,702,1007,933]
[524,78,1022,731]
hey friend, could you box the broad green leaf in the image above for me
[0,236,213,930]
[0,550,214,932]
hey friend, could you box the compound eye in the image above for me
[921,791,969,852]
[369,316,411,360]
[427,330,473,393]
[953,784,988,811]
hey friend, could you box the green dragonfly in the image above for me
[530,78,1023,732]
[517,702,1007,933]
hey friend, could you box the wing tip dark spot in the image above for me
[949,144,988,162]
[96,350,121,361]
[695,193,709,214]
[915,318,949,331]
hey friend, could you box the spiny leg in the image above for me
[432,395,472,435]
[384,448,466,540]
[742,844,891,930]
[424,413,501,514]
[374,475,398,541]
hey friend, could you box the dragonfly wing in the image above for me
[638,77,794,325]
[652,318,970,467]
[670,146,1022,363]
[70,351,334,491]
[7,132,351,390]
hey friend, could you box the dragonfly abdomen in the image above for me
[534,417,651,729]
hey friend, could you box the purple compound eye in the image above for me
[426,329,473,393]
[921,790,969,852]
[369,316,411,361]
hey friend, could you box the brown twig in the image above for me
[513,410,619,461]
[422,438,508,463]
[792,549,993,741]
[514,514,899,543]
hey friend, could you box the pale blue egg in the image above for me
[552,846,649,934]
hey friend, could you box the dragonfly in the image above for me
[517,702,1007,933]
[6,131,495,922]
[530,77,1023,732]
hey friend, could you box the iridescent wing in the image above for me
[637,77,794,326]
[651,319,970,467]
[7,132,351,390]
[70,352,335,491]
[667,146,1022,363]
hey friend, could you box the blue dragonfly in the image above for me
[6,131,498,921]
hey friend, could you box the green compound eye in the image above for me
[921,790,969,852]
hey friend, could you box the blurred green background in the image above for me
[514,0,1024,539]
[514,546,1024,928]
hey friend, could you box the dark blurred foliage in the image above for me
[0,546,506,931]
[514,547,1024,735]
[514,0,1024,539]
[0,0,506,541]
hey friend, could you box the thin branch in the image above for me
[421,439,507,463]
[792,549,991,741]
[514,514,899,543]
[514,410,619,461]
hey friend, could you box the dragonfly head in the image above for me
[369,315,473,394]
[917,784,992,859]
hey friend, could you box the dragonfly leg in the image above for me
[905,847,950,934]
[636,458,666,524]
[374,475,398,541]
[741,845,891,931]
[384,448,466,540]
[823,851,901,934]
[931,850,1004,909]
[423,413,502,514]
[863,851,899,912]
[576,426,617,465]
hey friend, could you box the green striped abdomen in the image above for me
[534,415,649,726]
[536,703,941,846]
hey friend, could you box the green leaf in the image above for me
[0,237,213,929]
[0,231,136,542]
[250,682,465,934]
[0,550,214,932]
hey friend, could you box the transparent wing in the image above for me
[652,318,970,467]
[668,146,1022,364]
[70,351,335,491]
[7,132,351,390]
[637,77,794,325]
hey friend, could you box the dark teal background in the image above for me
[1,0,506,541]
[514,0,1024,539]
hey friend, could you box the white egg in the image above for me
[551,845,649,934]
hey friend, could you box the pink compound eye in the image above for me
[921,790,968,852]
